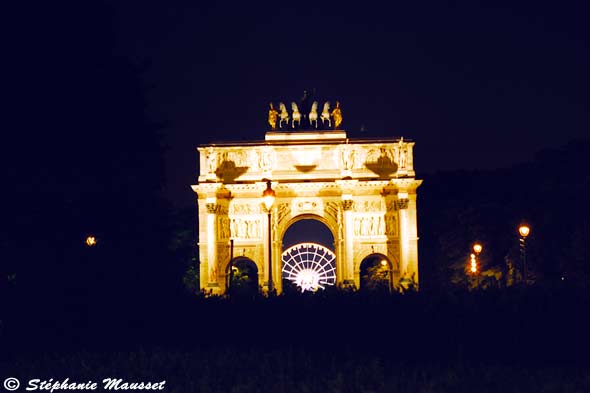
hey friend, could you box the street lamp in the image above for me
[473,243,482,255]
[85,235,97,247]
[226,239,234,295]
[380,259,392,293]
[519,224,531,285]
[262,180,276,294]
[471,243,482,287]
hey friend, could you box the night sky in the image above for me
[21,1,590,208]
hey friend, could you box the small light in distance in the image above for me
[86,236,97,247]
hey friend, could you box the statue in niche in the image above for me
[231,219,238,238]
[341,143,355,170]
[385,214,397,235]
[308,101,319,128]
[320,102,331,128]
[268,103,279,130]
[291,102,302,128]
[210,264,217,282]
[398,138,407,169]
[206,147,217,175]
[260,148,272,173]
[331,101,343,129]
[218,217,230,239]
[279,102,289,129]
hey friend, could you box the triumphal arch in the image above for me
[191,99,421,294]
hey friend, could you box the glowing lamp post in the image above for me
[473,243,482,255]
[469,243,482,287]
[519,224,531,285]
[262,180,276,294]
[86,236,97,247]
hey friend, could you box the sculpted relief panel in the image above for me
[229,203,262,215]
[230,218,262,240]
[292,198,323,216]
[354,199,384,213]
[354,215,382,237]
[352,214,398,237]
[200,139,414,181]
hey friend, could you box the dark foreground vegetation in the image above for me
[3,286,590,392]
[5,347,590,393]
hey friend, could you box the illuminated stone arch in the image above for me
[192,129,421,294]
[226,256,259,295]
[359,253,394,292]
[277,213,337,250]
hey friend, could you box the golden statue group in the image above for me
[268,100,343,130]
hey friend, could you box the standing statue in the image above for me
[331,101,343,129]
[398,138,407,169]
[308,101,319,128]
[341,143,354,170]
[267,102,279,130]
[278,102,289,129]
[320,101,331,128]
[291,102,301,128]
[206,146,217,175]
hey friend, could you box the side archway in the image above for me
[227,257,259,296]
[359,253,393,292]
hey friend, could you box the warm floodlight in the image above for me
[473,243,483,254]
[86,236,97,247]
[262,180,276,211]
[380,260,388,267]
[518,225,530,238]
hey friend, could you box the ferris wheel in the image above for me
[281,243,336,292]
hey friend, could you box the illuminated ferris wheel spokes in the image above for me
[281,243,336,292]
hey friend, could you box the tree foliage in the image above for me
[419,139,590,290]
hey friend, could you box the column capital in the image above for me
[395,199,409,210]
[342,199,354,211]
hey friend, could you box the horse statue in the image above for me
[308,101,319,128]
[279,102,289,129]
[291,102,302,128]
[320,101,331,128]
[268,102,279,130]
[331,101,343,129]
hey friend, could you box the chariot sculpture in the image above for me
[268,96,343,131]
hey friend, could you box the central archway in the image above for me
[281,217,335,293]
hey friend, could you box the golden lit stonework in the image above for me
[192,109,421,294]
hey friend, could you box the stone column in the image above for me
[271,205,281,294]
[406,192,419,284]
[337,179,358,288]
[206,198,219,290]
[342,198,355,286]
[396,192,412,288]
[334,206,344,284]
